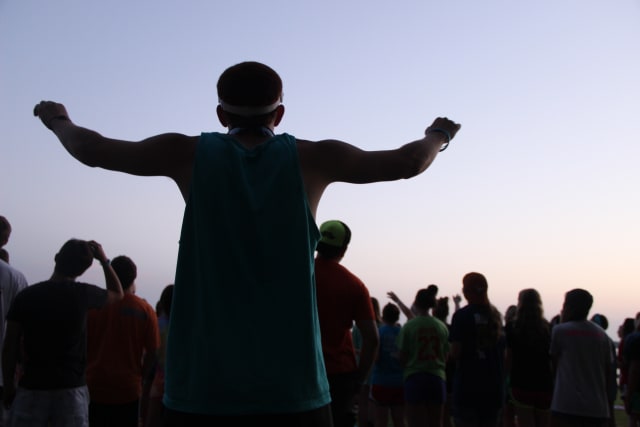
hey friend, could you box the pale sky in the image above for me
[1,0,639,339]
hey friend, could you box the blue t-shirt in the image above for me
[163,132,329,414]
[371,323,403,386]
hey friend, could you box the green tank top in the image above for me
[163,132,329,414]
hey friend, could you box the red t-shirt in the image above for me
[315,256,374,374]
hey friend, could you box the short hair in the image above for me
[463,272,488,295]
[111,255,137,290]
[382,303,400,324]
[217,62,283,127]
[0,248,8,263]
[591,313,609,330]
[563,288,593,321]
[54,239,94,277]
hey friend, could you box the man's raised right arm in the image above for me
[33,101,197,200]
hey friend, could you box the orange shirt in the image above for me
[86,293,160,404]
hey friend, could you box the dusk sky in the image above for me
[2,0,639,339]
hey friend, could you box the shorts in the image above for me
[370,384,404,406]
[6,385,90,427]
[404,373,446,405]
[511,387,552,410]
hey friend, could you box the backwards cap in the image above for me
[319,220,351,248]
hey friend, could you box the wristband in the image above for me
[100,259,111,267]
[426,128,451,152]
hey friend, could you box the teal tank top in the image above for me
[163,132,329,414]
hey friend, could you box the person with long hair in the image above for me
[449,272,505,427]
[504,289,553,427]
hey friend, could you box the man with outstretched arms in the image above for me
[33,61,460,426]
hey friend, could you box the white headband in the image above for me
[219,98,282,117]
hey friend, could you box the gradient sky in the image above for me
[2,0,639,339]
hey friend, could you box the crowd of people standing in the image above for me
[1,219,639,427]
[1,60,636,427]
[348,277,640,427]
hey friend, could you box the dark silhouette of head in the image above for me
[54,239,94,278]
[111,255,137,291]
[217,61,283,128]
[382,303,400,325]
[561,288,593,322]
[462,272,489,304]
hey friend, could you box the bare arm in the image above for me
[33,101,197,200]
[88,241,124,304]
[387,291,415,320]
[353,318,380,384]
[2,321,22,409]
[298,117,461,215]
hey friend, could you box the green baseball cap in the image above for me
[319,220,351,248]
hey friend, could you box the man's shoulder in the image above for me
[330,261,366,288]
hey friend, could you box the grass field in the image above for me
[614,395,629,427]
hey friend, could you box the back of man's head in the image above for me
[217,61,283,126]
[562,288,593,322]
[462,272,490,304]
[382,303,400,325]
[54,239,94,278]
[316,220,351,259]
[111,255,137,291]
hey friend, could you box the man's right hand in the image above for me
[88,240,108,264]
